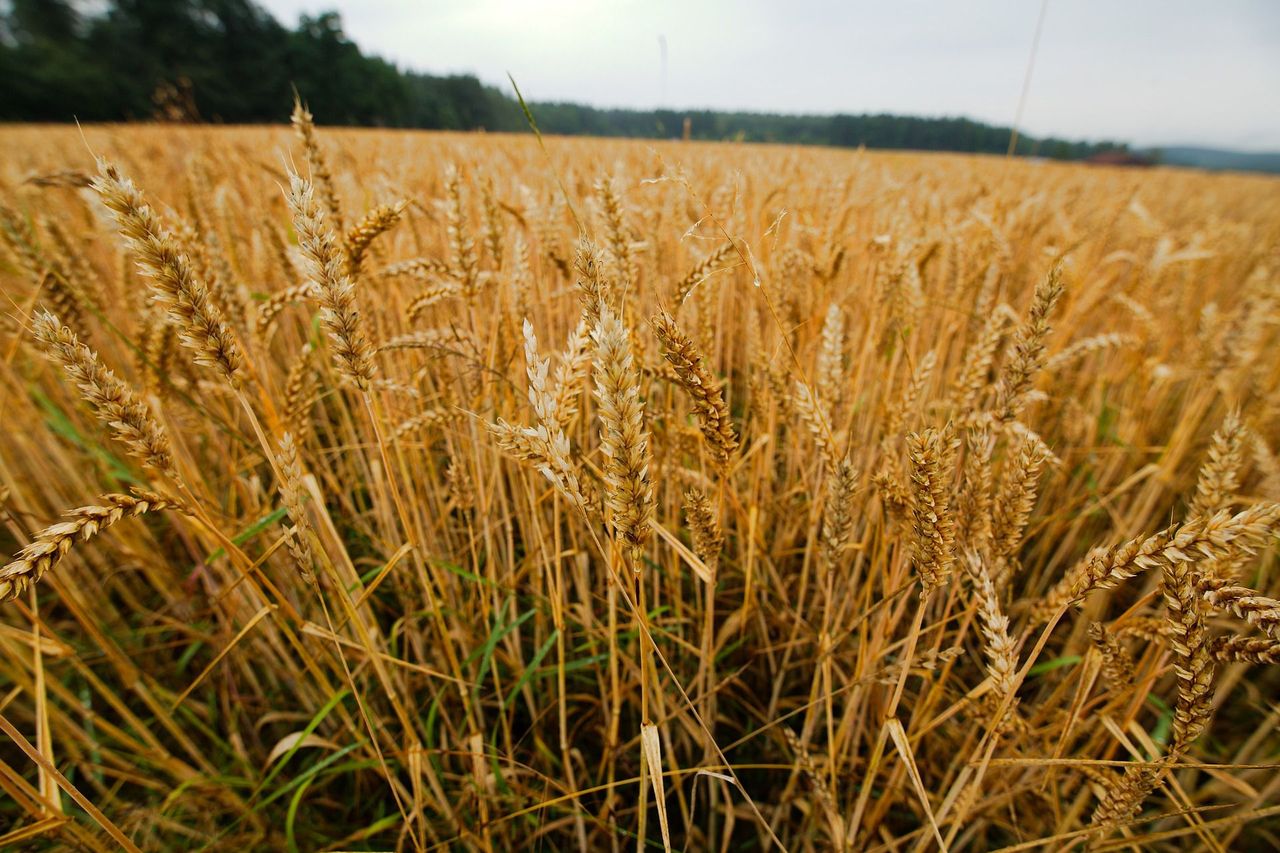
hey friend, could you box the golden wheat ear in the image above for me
[0,491,187,603]
[285,170,376,390]
[91,159,244,385]
[593,304,653,558]
[651,309,739,469]
[31,310,175,477]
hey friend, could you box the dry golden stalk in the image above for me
[1209,635,1280,664]
[367,378,420,398]
[755,355,792,419]
[1199,576,1280,640]
[291,97,343,232]
[674,241,735,304]
[139,307,175,396]
[92,159,244,384]
[180,222,247,333]
[907,425,959,594]
[819,455,859,576]
[1189,410,1245,519]
[254,283,315,336]
[344,201,405,279]
[42,214,97,291]
[652,309,739,469]
[1003,419,1060,467]
[32,311,175,476]
[508,234,533,316]
[1251,435,1280,499]
[593,305,653,556]
[22,169,92,188]
[286,171,376,390]
[682,488,723,579]
[1032,503,1280,620]
[0,490,185,602]
[993,264,1063,423]
[0,204,44,278]
[1088,622,1136,688]
[1112,291,1155,333]
[262,216,299,283]
[878,645,967,686]
[276,433,316,585]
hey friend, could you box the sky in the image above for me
[259,0,1280,152]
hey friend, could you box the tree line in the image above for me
[1,0,1127,159]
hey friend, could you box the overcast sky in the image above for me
[259,0,1280,151]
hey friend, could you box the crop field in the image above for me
[0,115,1278,851]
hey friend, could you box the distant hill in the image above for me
[1151,147,1280,175]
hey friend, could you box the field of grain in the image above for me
[0,115,1278,851]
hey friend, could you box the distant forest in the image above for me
[1,0,1129,160]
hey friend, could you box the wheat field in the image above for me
[0,114,1278,851]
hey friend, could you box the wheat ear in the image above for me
[652,309,739,469]
[286,171,376,390]
[291,96,343,231]
[344,201,406,279]
[31,311,175,476]
[92,159,243,384]
[993,264,1063,423]
[276,433,316,585]
[593,305,653,557]
[907,425,959,594]
[0,490,185,603]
